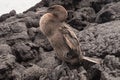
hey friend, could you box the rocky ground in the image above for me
[0,0,120,80]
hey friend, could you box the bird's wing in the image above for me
[59,23,102,64]
[59,22,79,50]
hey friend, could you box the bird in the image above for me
[38,5,101,64]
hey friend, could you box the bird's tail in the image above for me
[82,56,101,64]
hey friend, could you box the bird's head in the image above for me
[47,5,68,21]
[36,5,68,22]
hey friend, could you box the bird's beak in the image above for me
[35,8,48,14]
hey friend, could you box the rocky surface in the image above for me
[0,0,120,80]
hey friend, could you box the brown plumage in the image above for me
[39,5,101,64]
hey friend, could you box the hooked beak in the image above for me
[35,8,48,15]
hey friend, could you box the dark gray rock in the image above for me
[96,2,120,23]
[0,10,16,22]
[24,11,37,19]
[37,51,58,69]
[28,27,38,41]
[68,7,96,30]
[12,41,40,63]
[74,7,96,22]
[0,44,12,55]
[22,64,49,80]
[24,17,39,28]
[0,21,29,44]
[0,0,120,80]
[48,64,88,80]
[16,13,26,18]
[0,55,16,80]
[33,30,53,51]
[12,63,26,80]
[90,55,120,80]
[78,20,120,57]
[90,0,120,13]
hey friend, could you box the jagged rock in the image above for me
[96,2,120,23]
[28,27,38,41]
[33,30,53,51]
[0,21,29,44]
[0,44,12,55]
[22,64,49,80]
[16,13,26,18]
[90,0,120,13]
[48,64,88,80]
[90,55,120,80]
[68,7,96,30]
[37,51,58,69]
[75,7,96,22]
[0,0,120,80]
[23,17,39,28]
[11,63,26,80]
[12,41,40,63]
[0,44,16,80]
[78,20,120,57]
[0,10,16,22]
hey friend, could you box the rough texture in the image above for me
[0,0,120,80]
[78,21,120,57]
[95,2,120,23]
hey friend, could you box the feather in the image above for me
[59,22,79,50]
[59,22,101,64]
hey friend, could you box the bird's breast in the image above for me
[49,31,65,46]
[51,32,69,51]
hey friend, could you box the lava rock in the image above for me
[12,41,40,63]
[95,2,120,23]
[0,51,16,80]
[90,0,120,13]
[33,30,53,52]
[0,10,16,22]
[0,0,120,80]
[25,18,39,28]
[0,21,29,44]
[22,64,49,80]
[78,20,120,57]
[68,7,96,30]
[48,64,88,80]
[37,51,58,69]
[0,44,12,55]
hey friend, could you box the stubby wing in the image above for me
[59,22,79,50]
[59,23,102,64]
